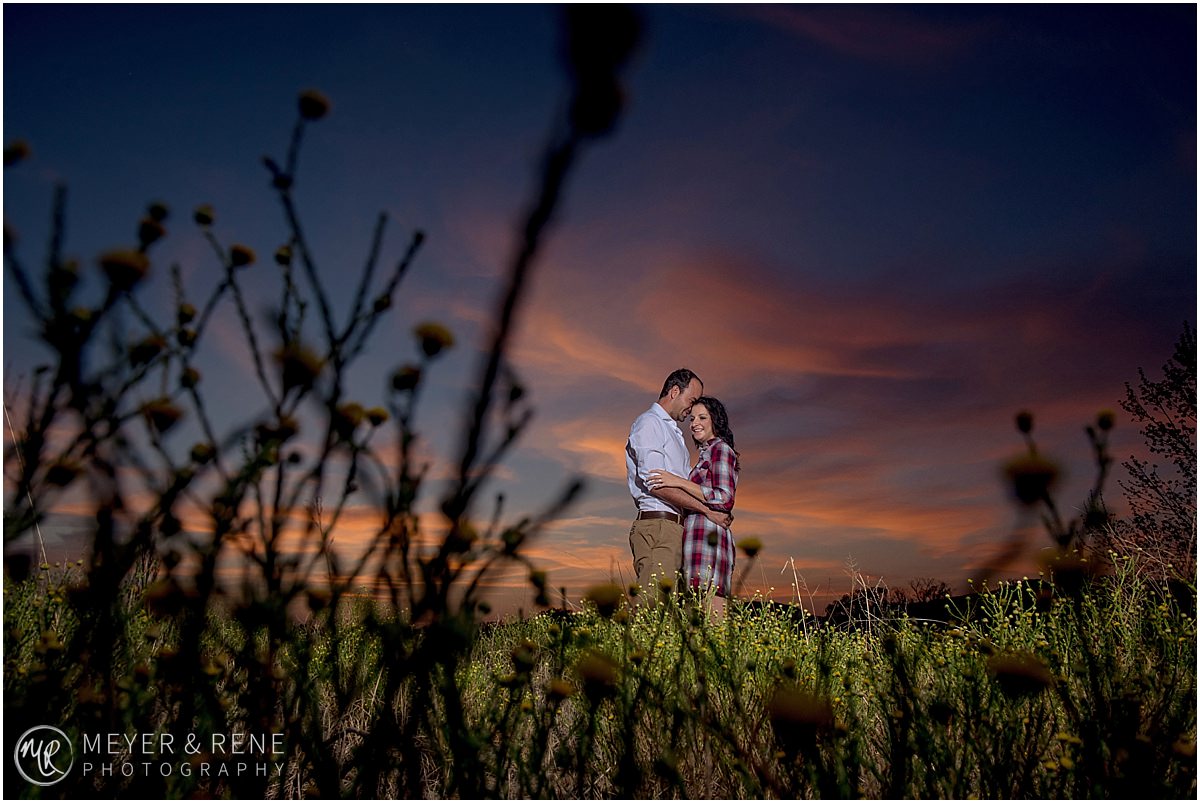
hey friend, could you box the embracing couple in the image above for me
[625,368,740,617]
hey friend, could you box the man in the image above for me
[625,368,731,595]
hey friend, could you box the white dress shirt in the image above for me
[626,402,691,513]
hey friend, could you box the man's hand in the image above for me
[705,509,732,529]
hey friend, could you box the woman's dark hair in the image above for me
[691,395,740,467]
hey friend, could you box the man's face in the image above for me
[666,378,703,422]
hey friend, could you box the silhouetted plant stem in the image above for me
[276,190,338,349]
[446,133,579,527]
[347,230,424,360]
[344,212,388,339]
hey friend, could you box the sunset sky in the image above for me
[4,4,1195,615]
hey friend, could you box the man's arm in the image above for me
[651,485,706,514]
[651,486,733,528]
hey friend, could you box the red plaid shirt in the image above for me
[682,438,738,597]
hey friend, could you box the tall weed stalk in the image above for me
[4,7,642,798]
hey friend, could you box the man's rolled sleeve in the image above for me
[629,417,670,483]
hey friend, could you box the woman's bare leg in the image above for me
[709,593,727,621]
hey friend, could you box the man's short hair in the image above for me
[659,368,701,399]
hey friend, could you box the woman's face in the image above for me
[689,403,714,444]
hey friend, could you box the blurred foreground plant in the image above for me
[4,7,642,798]
[992,406,1196,798]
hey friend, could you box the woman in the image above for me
[647,396,740,617]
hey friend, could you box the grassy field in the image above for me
[3,550,1195,798]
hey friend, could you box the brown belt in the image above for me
[636,510,683,526]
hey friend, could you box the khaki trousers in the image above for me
[629,517,683,595]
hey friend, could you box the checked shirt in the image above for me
[682,437,738,597]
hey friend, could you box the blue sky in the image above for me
[4,4,1195,614]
